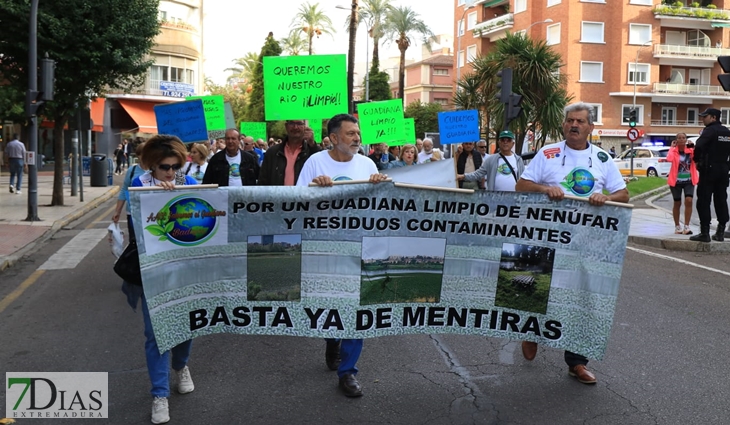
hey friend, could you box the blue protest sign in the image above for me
[154,100,209,143]
[437,110,480,144]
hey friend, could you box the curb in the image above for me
[632,186,730,252]
[0,187,119,271]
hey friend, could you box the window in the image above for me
[661,107,677,125]
[467,12,477,30]
[158,10,167,20]
[581,22,604,43]
[433,68,448,76]
[458,19,465,36]
[433,98,448,106]
[721,109,730,125]
[585,103,602,124]
[458,0,465,5]
[622,105,644,125]
[515,0,527,13]
[687,108,699,125]
[629,0,652,4]
[467,45,477,63]
[628,63,650,84]
[629,24,652,45]
[580,61,603,83]
[458,51,465,68]
[546,23,561,45]
[548,0,561,6]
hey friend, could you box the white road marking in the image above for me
[626,246,730,277]
[39,229,108,270]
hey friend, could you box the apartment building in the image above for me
[403,35,456,108]
[453,0,730,150]
[95,0,204,155]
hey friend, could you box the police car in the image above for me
[613,146,671,177]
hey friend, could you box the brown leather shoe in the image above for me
[568,365,597,384]
[521,341,538,361]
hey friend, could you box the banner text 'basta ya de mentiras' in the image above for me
[129,184,631,359]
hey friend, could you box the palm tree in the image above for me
[289,2,335,55]
[279,31,307,56]
[464,32,571,152]
[382,6,433,101]
[357,0,393,70]
[224,52,259,85]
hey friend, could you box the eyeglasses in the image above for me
[157,163,182,171]
[477,146,487,149]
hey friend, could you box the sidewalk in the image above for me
[0,169,119,270]
[0,172,727,271]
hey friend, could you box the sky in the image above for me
[202,0,455,85]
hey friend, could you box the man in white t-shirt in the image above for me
[515,102,628,386]
[457,131,524,191]
[417,138,443,163]
[296,114,388,398]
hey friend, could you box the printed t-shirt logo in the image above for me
[497,163,512,175]
[332,175,353,182]
[561,167,596,196]
[543,147,561,159]
[229,163,241,177]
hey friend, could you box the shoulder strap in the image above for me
[185,162,193,175]
[498,153,518,182]
[127,165,137,186]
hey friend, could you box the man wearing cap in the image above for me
[515,102,628,385]
[690,107,730,242]
[458,131,524,191]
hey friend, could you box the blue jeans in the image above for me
[9,158,23,190]
[326,338,363,378]
[141,295,192,398]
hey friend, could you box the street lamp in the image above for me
[337,4,370,102]
[526,18,553,33]
[455,3,475,98]
[630,40,652,177]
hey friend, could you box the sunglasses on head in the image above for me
[157,163,182,171]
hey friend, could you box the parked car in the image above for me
[613,146,670,177]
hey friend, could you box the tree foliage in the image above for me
[456,32,572,153]
[245,32,282,127]
[289,1,335,55]
[382,6,433,101]
[359,0,394,68]
[0,0,159,205]
[404,100,442,139]
[224,52,260,84]
[279,31,308,56]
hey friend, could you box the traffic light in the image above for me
[628,108,637,128]
[495,68,512,103]
[507,93,523,122]
[718,56,730,91]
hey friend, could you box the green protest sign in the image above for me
[263,54,348,120]
[308,118,322,143]
[240,122,267,142]
[357,99,405,145]
[224,102,236,129]
[186,95,226,138]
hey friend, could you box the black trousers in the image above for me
[565,350,588,367]
[696,164,730,228]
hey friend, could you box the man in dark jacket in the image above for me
[258,120,321,186]
[203,128,259,186]
[690,108,730,242]
[455,141,484,189]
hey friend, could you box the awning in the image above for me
[90,98,105,132]
[481,0,506,7]
[117,99,158,133]
[712,23,730,28]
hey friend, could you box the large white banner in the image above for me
[130,184,632,359]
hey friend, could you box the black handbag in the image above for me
[114,241,142,286]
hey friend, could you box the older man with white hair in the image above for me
[417,138,443,163]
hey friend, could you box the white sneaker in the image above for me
[15,190,21,195]
[151,397,169,424]
[176,366,194,394]
[9,185,14,193]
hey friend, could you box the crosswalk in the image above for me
[38,229,108,270]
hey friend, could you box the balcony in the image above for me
[472,13,513,41]
[649,119,702,127]
[653,5,730,30]
[653,43,730,66]
[653,82,730,96]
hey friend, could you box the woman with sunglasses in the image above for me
[128,135,197,424]
[183,143,209,184]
